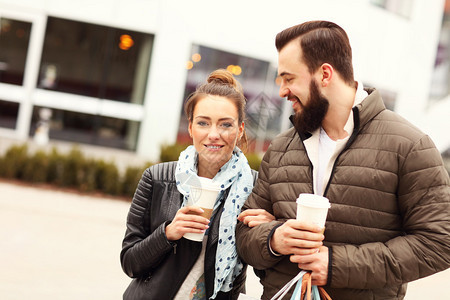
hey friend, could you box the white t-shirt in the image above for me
[306,82,368,196]
[174,237,208,300]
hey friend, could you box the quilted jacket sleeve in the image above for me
[330,135,450,289]
[120,167,175,278]
[236,145,285,270]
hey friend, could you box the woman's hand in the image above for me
[165,206,210,241]
[237,209,275,227]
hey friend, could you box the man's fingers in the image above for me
[285,219,323,233]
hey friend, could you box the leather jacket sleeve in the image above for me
[120,167,176,278]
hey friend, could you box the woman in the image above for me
[120,69,273,300]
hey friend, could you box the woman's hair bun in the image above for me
[207,69,242,93]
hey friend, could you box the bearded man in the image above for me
[236,20,450,300]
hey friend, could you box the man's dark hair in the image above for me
[276,20,355,85]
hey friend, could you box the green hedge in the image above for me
[0,142,262,199]
[0,144,151,199]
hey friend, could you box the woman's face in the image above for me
[189,95,244,174]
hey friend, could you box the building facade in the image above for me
[0,0,448,161]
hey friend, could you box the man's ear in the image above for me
[320,63,334,87]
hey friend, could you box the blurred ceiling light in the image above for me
[1,21,11,33]
[119,34,134,50]
[192,53,201,62]
[16,28,25,38]
[227,65,242,76]
[233,65,242,75]
[186,61,194,70]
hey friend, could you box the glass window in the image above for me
[0,100,19,129]
[178,45,283,152]
[38,17,153,104]
[371,0,414,18]
[30,107,140,150]
[430,0,450,101]
[0,18,32,85]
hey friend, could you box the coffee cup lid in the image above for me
[296,193,330,208]
[191,177,221,191]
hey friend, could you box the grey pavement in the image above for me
[0,181,449,300]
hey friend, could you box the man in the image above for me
[236,20,450,299]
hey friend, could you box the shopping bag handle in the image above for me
[270,270,307,300]
[270,270,332,300]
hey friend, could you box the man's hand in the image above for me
[238,209,275,227]
[290,246,329,286]
[270,220,324,255]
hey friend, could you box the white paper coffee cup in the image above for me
[296,193,330,228]
[183,177,220,242]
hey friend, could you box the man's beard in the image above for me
[293,80,329,133]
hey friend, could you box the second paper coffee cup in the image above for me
[183,177,220,242]
[296,193,330,228]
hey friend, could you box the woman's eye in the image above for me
[197,121,208,126]
[221,122,233,128]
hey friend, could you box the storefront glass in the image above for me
[30,106,140,150]
[0,18,32,85]
[430,0,450,100]
[38,17,153,104]
[178,45,284,152]
[0,100,19,129]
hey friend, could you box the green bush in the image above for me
[0,144,28,179]
[122,165,147,198]
[245,152,262,171]
[160,143,189,162]
[22,150,49,183]
[78,157,97,193]
[95,160,121,195]
[47,148,64,185]
[61,147,85,188]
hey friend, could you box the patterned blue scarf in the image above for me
[175,145,253,299]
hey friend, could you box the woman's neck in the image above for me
[197,156,229,179]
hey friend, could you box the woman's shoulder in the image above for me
[146,161,178,181]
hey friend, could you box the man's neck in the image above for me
[322,82,357,141]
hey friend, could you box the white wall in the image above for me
[1,0,448,159]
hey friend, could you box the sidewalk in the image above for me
[0,181,449,299]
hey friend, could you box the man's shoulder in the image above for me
[273,126,297,141]
[370,109,427,143]
[266,126,302,151]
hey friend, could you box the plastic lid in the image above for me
[296,193,330,208]
[190,176,221,191]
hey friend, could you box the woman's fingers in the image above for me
[165,206,210,241]
[238,209,275,226]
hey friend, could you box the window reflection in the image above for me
[0,18,32,85]
[30,107,140,150]
[430,0,450,100]
[370,0,414,18]
[38,17,153,104]
[178,45,283,152]
[0,100,19,129]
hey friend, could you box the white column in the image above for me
[136,0,191,161]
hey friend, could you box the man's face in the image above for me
[277,40,329,132]
[293,79,329,133]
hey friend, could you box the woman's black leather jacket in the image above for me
[120,161,254,299]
